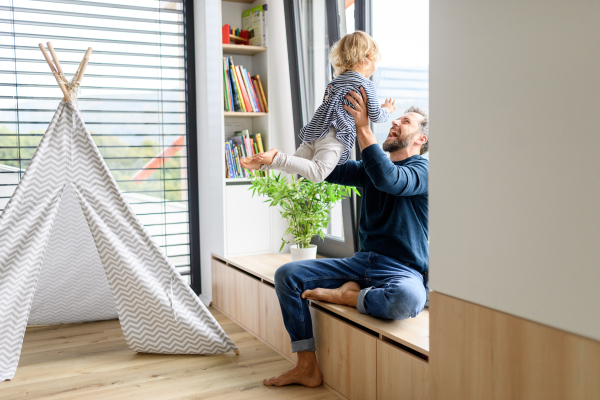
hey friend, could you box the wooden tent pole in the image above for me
[46,42,68,102]
[75,47,93,86]
[38,43,71,102]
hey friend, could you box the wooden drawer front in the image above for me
[258,282,296,362]
[377,339,429,400]
[211,258,228,313]
[311,307,377,400]
[211,258,260,334]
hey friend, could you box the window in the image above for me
[285,0,360,257]
[372,0,429,151]
[0,0,199,288]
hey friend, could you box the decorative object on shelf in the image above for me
[249,173,359,258]
[222,24,249,45]
[242,4,268,47]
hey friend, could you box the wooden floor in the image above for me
[0,307,337,400]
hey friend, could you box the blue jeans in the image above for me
[274,251,428,353]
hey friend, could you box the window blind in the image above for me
[0,0,194,282]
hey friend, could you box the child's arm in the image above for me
[363,80,394,123]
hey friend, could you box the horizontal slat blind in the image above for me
[0,0,191,281]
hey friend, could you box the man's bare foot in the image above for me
[240,155,263,170]
[263,351,322,387]
[253,148,278,166]
[301,281,360,307]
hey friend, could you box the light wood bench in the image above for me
[211,253,429,400]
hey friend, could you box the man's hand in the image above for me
[342,87,377,152]
[381,98,397,114]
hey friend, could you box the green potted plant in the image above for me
[249,172,359,261]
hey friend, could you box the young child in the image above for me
[241,31,396,182]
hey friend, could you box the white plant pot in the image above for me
[290,244,317,262]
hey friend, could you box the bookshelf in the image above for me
[220,0,274,257]
[223,111,268,117]
[222,43,267,56]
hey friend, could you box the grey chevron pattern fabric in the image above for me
[28,183,118,325]
[0,102,237,381]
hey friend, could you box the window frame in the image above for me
[284,0,372,258]
[182,0,201,294]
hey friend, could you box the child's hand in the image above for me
[381,98,397,114]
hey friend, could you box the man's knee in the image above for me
[381,285,426,320]
[274,262,303,294]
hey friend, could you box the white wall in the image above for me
[430,0,600,341]
[195,0,225,302]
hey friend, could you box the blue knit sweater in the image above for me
[326,144,429,276]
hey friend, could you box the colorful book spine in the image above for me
[222,58,230,112]
[243,69,261,112]
[234,66,252,112]
[252,75,268,113]
[233,146,242,177]
[255,133,265,153]
[228,68,240,111]
[225,58,234,111]
[228,58,246,112]
[250,76,264,112]
[241,68,257,112]
[225,142,236,178]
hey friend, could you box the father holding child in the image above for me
[263,86,430,387]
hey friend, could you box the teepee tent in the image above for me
[0,44,237,381]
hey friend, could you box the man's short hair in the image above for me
[405,106,429,155]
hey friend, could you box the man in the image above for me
[263,87,429,387]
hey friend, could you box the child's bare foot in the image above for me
[254,148,279,166]
[240,156,263,170]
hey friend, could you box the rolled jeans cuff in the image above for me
[357,287,373,314]
[290,337,316,353]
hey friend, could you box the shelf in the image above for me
[222,44,267,56]
[229,34,248,44]
[224,111,268,117]
[225,178,253,185]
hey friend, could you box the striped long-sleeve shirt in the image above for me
[299,71,390,164]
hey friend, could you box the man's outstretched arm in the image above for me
[342,87,428,196]
[325,159,365,188]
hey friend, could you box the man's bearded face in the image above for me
[382,113,423,153]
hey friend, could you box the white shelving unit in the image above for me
[220,0,275,257]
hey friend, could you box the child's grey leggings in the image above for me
[260,127,345,183]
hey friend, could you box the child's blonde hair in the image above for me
[329,31,381,77]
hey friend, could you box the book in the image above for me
[222,58,230,112]
[244,69,263,112]
[224,58,238,111]
[224,142,236,178]
[241,68,260,112]
[233,130,252,156]
[234,66,253,112]
[242,6,265,46]
[233,146,243,177]
[252,75,268,112]
[228,67,241,111]
[250,75,265,112]
[225,58,234,111]
[228,58,246,111]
